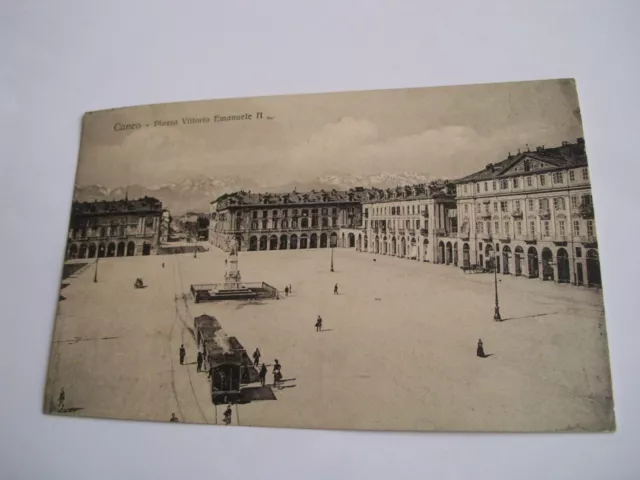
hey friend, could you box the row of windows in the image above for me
[475,219,595,237]
[466,194,593,214]
[368,204,425,217]
[249,207,342,219]
[249,217,339,229]
[370,219,424,230]
[463,168,590,195]
[69,224,153,239]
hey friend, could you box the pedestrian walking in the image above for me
[57,387,65,412]
[273,359,282,388]
[259,363,267,387]
[162,262,165,268]
[289,284,292,293]
[315,315,323,332]
[197,351,203,372]
[170,413,179,422]
[179,344,186,365]
[284,286,289,296]
[223,405,233,425]
[477,339,486,358]
[334,283,339,295]
[253,348,261,367]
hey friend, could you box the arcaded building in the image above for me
[209,188,369,252]
[447,138,601,287]
[361,182,457,263]
[65,197,164,259]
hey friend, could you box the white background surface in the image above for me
[1,1,639,478]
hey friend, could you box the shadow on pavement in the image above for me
[238,386,277,403]
[501,312,557,322]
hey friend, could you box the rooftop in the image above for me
[455,138,588,183]
[363,181,456,204]
[72,197,163,215]
[213,187,373,208]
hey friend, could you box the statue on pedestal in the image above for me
[223,238,242,289]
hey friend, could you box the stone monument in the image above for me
[191,237,278,302]
[223,238,243,289]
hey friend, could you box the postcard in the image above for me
[46,79,615,432]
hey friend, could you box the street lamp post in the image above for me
[194,227,198,258]
[330,246,334,272]
[491,250,502,321]
[93,256,99,283]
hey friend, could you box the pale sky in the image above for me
[76,79,584,188]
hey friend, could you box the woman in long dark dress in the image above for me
[477,339,485,358]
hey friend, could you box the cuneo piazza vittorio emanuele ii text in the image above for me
[208,138,600,288]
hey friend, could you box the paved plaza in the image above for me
[45,247,614,432]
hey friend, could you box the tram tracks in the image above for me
[170,257,209,424]
[170,254,244,427]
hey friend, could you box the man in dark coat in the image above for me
[223,405,233,425]
[197,351,203,372]
[477,339,486,358]
[170,413,179,422]
[253,348,261,367]
[273,359,282,387]
[315,315,322,332]
[259,363,267,387]
[179,344,186,365]
[334,283,339,295]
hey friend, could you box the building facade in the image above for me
[207,138,601,288]
[209,188,369,252]
[446,138,601,287]
[66,197,164,259]
[362,182,457,263]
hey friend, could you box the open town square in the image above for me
[46,245,613,432]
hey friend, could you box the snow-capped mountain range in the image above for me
[74,172,432,215]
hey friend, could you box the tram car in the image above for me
[205,335,257,404]
[208,346,245,405]
[193,314,222,348]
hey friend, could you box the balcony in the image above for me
[434,228,447,237]
[575,234,597,244]
[419,228,429,236]
[539,209,551,220]
[422,211,429,218]
[408,229,416,236]
[499,235,511,243]
[480,213,492,220]
[578,204,594,219]
[511,210,524,219]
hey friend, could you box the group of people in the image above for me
[253,348,283,388]
[179,343,209,374]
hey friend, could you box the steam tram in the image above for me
[193,314,255,405]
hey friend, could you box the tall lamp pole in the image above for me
[93,256,99,283]
[492,248,502,321]
[330,246,334,272]
[194,225,198,258]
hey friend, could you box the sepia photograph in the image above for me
[45,79,614,432]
